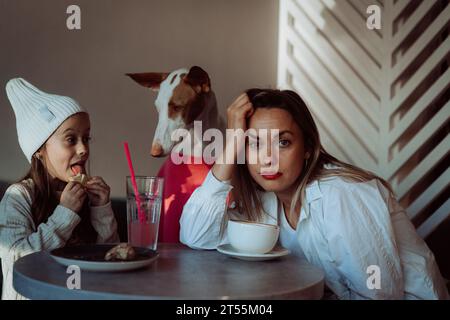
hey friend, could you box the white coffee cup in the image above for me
[227,220,280,254]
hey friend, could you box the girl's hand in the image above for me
[60,182,87,213]
[86,177,111,207]
[226,93,254,131]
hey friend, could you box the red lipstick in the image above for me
[261,172,283,180]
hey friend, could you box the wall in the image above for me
[0,0,279,197]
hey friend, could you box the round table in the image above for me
[13,243,325,300]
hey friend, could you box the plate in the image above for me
[217,244,290,261]
[50,244,158,272]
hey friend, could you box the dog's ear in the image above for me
[183,66,211,94]
[126,72,170,92]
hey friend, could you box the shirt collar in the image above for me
[305,180,323,204]
[299,180,323,223]
[264,180,323,225]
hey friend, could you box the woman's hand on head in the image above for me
[226,93,254,131]
[60,181,87,213]
[212,93,254,182]
[85,176,111,207]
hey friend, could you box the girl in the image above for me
[180,89,449,300]
[0,78,119,300]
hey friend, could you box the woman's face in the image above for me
[39,113,91,182]
[246,108,308,194]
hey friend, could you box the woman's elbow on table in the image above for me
[179,217,218,250]
[179,210,224,250]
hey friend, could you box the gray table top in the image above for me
[13,243,325,300]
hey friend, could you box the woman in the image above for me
[179,89,448,300]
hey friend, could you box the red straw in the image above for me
[123,142,145,223]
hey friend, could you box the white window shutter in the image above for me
[278,0,450,238]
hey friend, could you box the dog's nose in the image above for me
[151,143,164,157]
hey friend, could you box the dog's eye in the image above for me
[170,104,182,112]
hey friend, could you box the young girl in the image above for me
[0,78,119,300]
[180,89,449,300]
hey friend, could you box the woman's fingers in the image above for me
[234,93,249,106]
[236,102,254,118]
[230,100,252,114]
[232,92,248,104]
[229,93,250,111]
[234,97,251,110]
[247,106,255,118]
[226,93,255,132]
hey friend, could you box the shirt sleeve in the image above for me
[179,170,233,249]
[322,180,404,300]
[90,202,120,244]
[0,184,81,260]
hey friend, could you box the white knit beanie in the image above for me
[5,78,85,163]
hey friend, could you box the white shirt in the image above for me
[279,203,305,259]
[180,169,449,300]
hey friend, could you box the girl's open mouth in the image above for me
[70,163,85,175]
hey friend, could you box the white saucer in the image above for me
[217,244,290,261]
